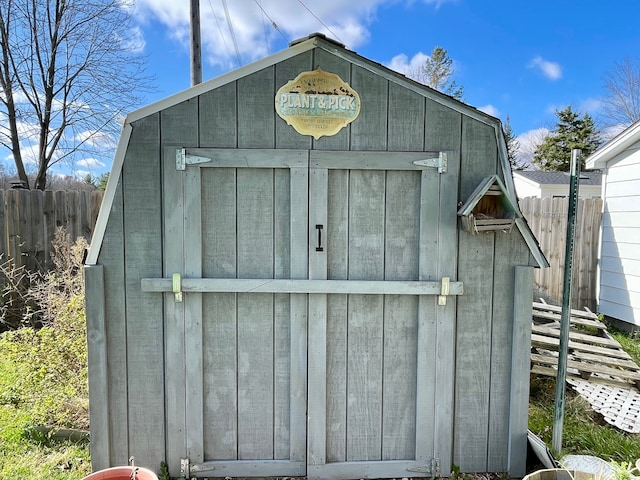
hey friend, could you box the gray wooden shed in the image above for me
[84,33,547,479]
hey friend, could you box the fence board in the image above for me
[519,197,602,311]
[0,189,103,272]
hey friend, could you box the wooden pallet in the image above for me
[530,302,640,391]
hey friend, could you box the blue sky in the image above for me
[7,0,640,178]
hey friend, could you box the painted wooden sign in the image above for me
[275,68,360,139]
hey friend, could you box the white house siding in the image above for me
[598,145,640,326]
[513,177,543,198]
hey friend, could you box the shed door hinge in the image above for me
[413,151,447,174]
[180,458,190,478]
[407,457,440,478]
[176,148,212,170]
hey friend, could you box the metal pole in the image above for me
[552,148,582,455]
[190,0,202,86]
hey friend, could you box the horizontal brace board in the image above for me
[182,148,308,168]
[310,150,443,170]
[189,460,306,477]
[141,278,463,296]
[307,460,438,479]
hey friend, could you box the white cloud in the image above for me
[76,158,106,169]
[528,56,562,81]
[386,52,430,77]
[479,104,499,118]
[600,123,626,143]
[75,130,118,149]
[420,0,459,8]
[132,0,394,69]
[516,127,550,168]
[387,52,428,75]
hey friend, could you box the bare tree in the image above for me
[600,58,640,128]
[0,0,149,190]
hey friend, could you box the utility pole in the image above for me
[190,0,202,86]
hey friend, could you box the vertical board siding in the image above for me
[163,145,187,472]
[100,180,128,467]
[509,266,534,477]
[122,114,165,469]
[346,294,384,461]
[161,99,200,475]
[350,65,388,151]
[424,101,461,472]
[238,67,275,148]
[382,171,420,460]
[274,169,292,460]
[519,197,602,310]
[454,116,498,471]
[236,168,275,459]
[199,82,238,147]
[202,168,238,460]
[487,230,532,471]
[387,83,426,151]
[326,169,349,462]
[84,265,109,468]
[237,293,275,459]
[346,170,386,460]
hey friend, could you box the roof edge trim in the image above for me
[586,120,640,169]
[126,38,318,124]
[85,123,132,265]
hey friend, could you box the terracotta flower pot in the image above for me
[81,466,158,480]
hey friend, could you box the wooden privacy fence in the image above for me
[519,197,602,311]
[0,189,104,272]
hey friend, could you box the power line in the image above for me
[257,0,270,53]
[296,0,343,44]
[253,0,288,43]
[221,0,242,67]
[208,0,234,64]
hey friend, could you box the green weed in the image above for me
[0,230,90,479]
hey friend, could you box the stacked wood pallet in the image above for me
[530,301,640,391]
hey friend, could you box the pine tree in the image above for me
[503,116,525,170]
[413,46,464,100]
[533,106,601,171]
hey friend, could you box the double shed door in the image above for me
[157,148,460,479]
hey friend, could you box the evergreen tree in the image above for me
[503,116,525,170]
[533,106,601,171]
[413,46,464,100]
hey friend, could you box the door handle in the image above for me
[315,224,324,252]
